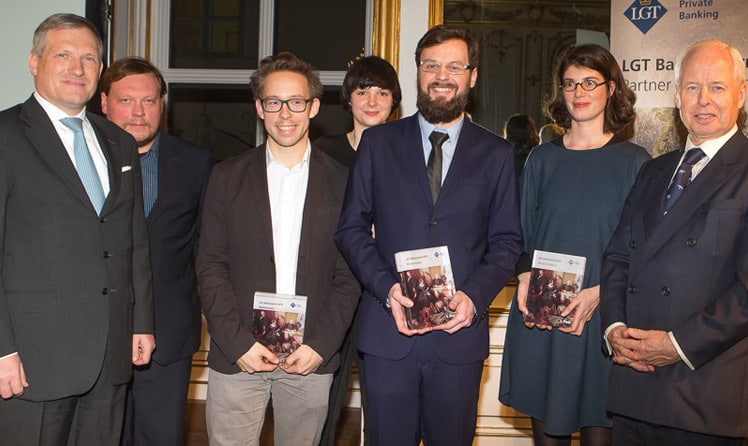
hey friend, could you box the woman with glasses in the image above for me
[499,44,650,446]
[315,55,401,446]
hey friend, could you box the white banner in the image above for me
[611,0,748,155]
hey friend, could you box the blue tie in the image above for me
[663,148,705,215]
[60,117,106,214]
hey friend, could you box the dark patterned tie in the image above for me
[663,148,705,215]
[427,131,449,204]
[140,149,158,217]
[60,117,106,215]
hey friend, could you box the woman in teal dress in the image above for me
[499,44,650,446]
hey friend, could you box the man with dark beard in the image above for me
[335,25,521,446]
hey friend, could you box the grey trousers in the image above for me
[206,367,333,446]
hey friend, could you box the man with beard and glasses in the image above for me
[335,25,521,446]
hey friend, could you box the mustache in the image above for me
[427,81,458,90]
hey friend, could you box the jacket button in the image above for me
[103,251,112,258]
[629,240,637,249]
[660,287,671,296]
[628,285,637,294]
[686,237,697,247]
[102,288,109,295]
[429,219,438,226]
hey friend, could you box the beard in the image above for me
[416,81,470,124]
[132,128,159,150]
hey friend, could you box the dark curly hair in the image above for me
[546,44,636,133]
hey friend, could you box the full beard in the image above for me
[416,83,469,124]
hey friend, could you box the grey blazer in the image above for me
[0,96,153,401]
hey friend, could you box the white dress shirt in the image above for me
[34,92,111,195]
[266,144,310,295]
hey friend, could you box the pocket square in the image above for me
[121,165,132,172]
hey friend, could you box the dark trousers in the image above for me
[363,335,483,446]
[319,305,371,446]
[121,356,193,446]
[612,415,744,446]
[0,361,126,446]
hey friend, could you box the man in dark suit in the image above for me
[335,25,522,445]
[196,52,360,445]
[0,13,154,445]
[100,57,213,446]
[601,39,748,446]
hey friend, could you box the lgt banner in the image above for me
[611,0,748,155]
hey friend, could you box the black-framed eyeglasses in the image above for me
[260,97,313,113]
[419,60,473,75]
[560,79,609,92]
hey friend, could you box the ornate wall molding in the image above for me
[373,0,401,72]
[444,0,609,31]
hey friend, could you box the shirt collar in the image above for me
[417,113,465,150]
[265,141,311,171]
[34,91,87,122]
[685,125,738,160]
[141,133,161,159]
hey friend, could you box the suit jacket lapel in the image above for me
[295,150,325,297]
[20,97,99,213]
[89,116,121,216]
[403,114,443,207]
[249,145,275,262]
[641,151,679,238]
[146,136,172,224]
[439,118,475,206]
[632,135,745,278]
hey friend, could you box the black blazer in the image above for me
[146,133,212,365]
[601,131,748,437]
[0,96,153,401]
[197,145,360,375]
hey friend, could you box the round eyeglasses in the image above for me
[419,60,473,75]
[260,98,313,113]
[560,79,609,92]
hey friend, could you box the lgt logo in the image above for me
[625,0,667,34]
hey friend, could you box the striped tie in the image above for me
[663,148,705,215]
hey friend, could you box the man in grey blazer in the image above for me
[0,13,154,445]
[196,52,359,446]
[100,57,213,446]
[601,39,748,445]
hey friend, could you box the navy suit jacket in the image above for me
[0,96,153,401]
[601,130,748,437]
[335,113,522,363]
[146,133,212,365]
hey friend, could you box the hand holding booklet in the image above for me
[524,250,586,328]
[252,292,307,360]
[395,245,456,330]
